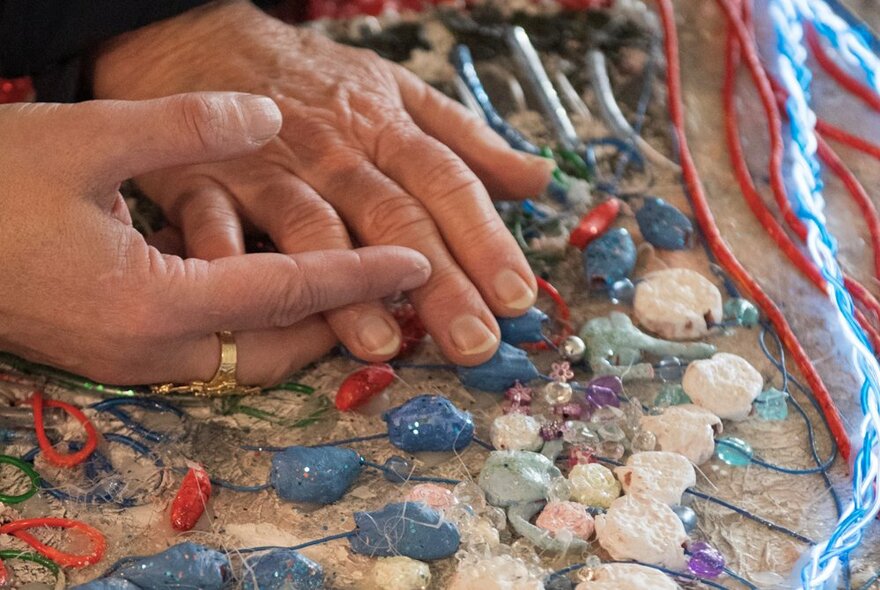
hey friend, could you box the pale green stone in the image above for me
[478,451,562,507]
[755,387,789,421]
[723,298,760,327]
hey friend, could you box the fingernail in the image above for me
[356,314,400,356]
[450,315,498,356]
[493,269,537,311]
[237,94,282,142]
[396,255,432,291]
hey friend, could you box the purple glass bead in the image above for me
[540,420,565,441]
[585,386,621,409]
[588,375,623,396]
[687,541,725,578]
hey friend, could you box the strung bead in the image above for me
[597,440,625,461]
[547,477,573,502]
[568,463,620,508]
[543,381,574,405]
[477,451,562,507]
[755,387,789,421]
[370,557,431,590]
[609,279,636,305]
[671,504,698,533]
[541,420,566,441]
[490,413,543,452]
[682,353,763,421]
[590,406,625,424]
[452,482,486,512]
[583,228,637,290]
[687,541,725,578]
[723,297,760,327]
[656,356,683,382]
[563,422,600,446]
[635,197,694,250]
[653,384,691,407]
[383,456,414,483]
[597,423,626,442]
[554,402,584,420]
[560,336,587,363]
[714,437,753,466]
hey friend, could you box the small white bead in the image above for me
[490,413,543,452]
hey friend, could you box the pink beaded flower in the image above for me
[505,381,533,404]
[549,361,574,383]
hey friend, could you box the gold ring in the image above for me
[151,331,261,397]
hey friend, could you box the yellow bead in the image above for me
[568,463,620,508]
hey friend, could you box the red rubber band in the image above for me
[658,0,852,460]
[31,390,99,468]
[817,120,880,161]
[0,518,106,568]
[524,277,573,351]
[805,23,880,114]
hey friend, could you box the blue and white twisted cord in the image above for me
[768,1,880,587]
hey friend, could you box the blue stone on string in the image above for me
[497,307,550,345]
[242,549,324,590]
[384,395,474,452]
[582,228,637,290]
[270,446,362,504]
[93,542,230,590]
[715,437,754,467]
[456,341,541,392]
[349,502,460,560]
[635,197,694,250]
[71,580,140,590]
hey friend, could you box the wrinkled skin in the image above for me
[92,0,554,367]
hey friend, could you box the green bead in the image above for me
[755,387,788,421]
[723,298,760,327]
[715,436,753,466]
[653,383,692,407]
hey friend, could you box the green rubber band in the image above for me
[270,382,316,394]
[0,455,40,505]
[0,550,61,577]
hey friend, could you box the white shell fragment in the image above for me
[682,352,763,421]
[595,495,688,569]
[639,405,722,465]
[575,563,681,590]
[369,557,431,590]
[633,268,723,339]
[490,413,544,452]
[568,463,621,508]
[614,451,696,506]
[448,554,544,590]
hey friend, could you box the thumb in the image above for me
[9,93,281,186]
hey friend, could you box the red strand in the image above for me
[524,277,573,351]
[656,0,852,460]
[0,518,106,568]
[817,120,880,161]
[805,23,880,113]
[31,390,99,468]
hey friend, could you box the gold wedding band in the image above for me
[151,331,261,397]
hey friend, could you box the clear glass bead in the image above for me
[630,429,657,452]
[548,477,573,502]
[597,423,626,442]
[609,278,635,305]
[653,383,691,407]
[453,481,487,511]
[597,440,625,461]
[484,506,507,531]
[590,406,625,424]
[382,456,413,483]
[656,356,683,382]
[543,381,574,405]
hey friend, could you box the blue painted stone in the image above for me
[242,549,324,590]
[270,446,362,504]
[384,395,474,452]
[109,542,230,590]
[582,228,637,289]
[70,580,140,590]
[349,502,460,560]
[635,197,694,250]
[497,307,549,345]
[456,341,541,392]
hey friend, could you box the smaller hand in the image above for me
[0,93,430,385]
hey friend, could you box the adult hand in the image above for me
[92,0,554,366]
[0,93,430,385]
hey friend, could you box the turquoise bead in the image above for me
[715,437,753,466]
[722,298,760,327]
[653,383,691,407]
[755,388,789,421]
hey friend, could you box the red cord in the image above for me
[817,120,880,161]
[720,0,880,350]
[524,277,573,351]
[805,23,880,113]
[31,390,99,468]
[657,0,852,460]
[0,518,106,568]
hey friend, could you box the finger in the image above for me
[174,184,246,259]
[369,117,538,318]
[10,93,282,188]
[152,246,430,334]
[394,67,554,199]
[290,154,502,366]
[242,177,404,361]
[146,226,185,256]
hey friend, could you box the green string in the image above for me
[0,550,61,577]
[0,455,41,504]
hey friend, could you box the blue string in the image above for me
[361,460,462,486]
[90,397,185,443]
[544,559,751,589]
[241,432,389,453]
[236,530,357,555]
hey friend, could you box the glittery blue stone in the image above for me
[497,307,549,345]
[109,542,230,590]
[70,579,140,590]
[349,502,460,560]
[242,549,324,590]
[384,395,474,452]
[635,197,694,250]
[270,446,362,504]
[456,341,541,392]
[755,387,789,421]
[582,228,637,289]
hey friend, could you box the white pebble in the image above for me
[639,404,722,465]
[682,352,763,421]
[490,413,544,452]
[595,495,688,569]
[614,451,696,506]
[449,554,544,590]
[369,557,431,590]
[575,563,681,590]
[634,268,723,339]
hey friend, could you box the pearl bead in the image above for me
[671,504,698,533]
[568,463,620,508]
[543,381,574,405]
[490,413,543,452]
[370,556,431,590]
[560,336,587,363]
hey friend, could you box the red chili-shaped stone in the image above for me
[170,466,212,532]
[335,364,396,411]
[392,305,427,359]
[568,198,622,250]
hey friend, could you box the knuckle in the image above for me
[372,118,417,165]
[276,198,349,249]
[177,95,225,152]
[420,156,482,205]
[265,258,311,327]
[360,195,433,245]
